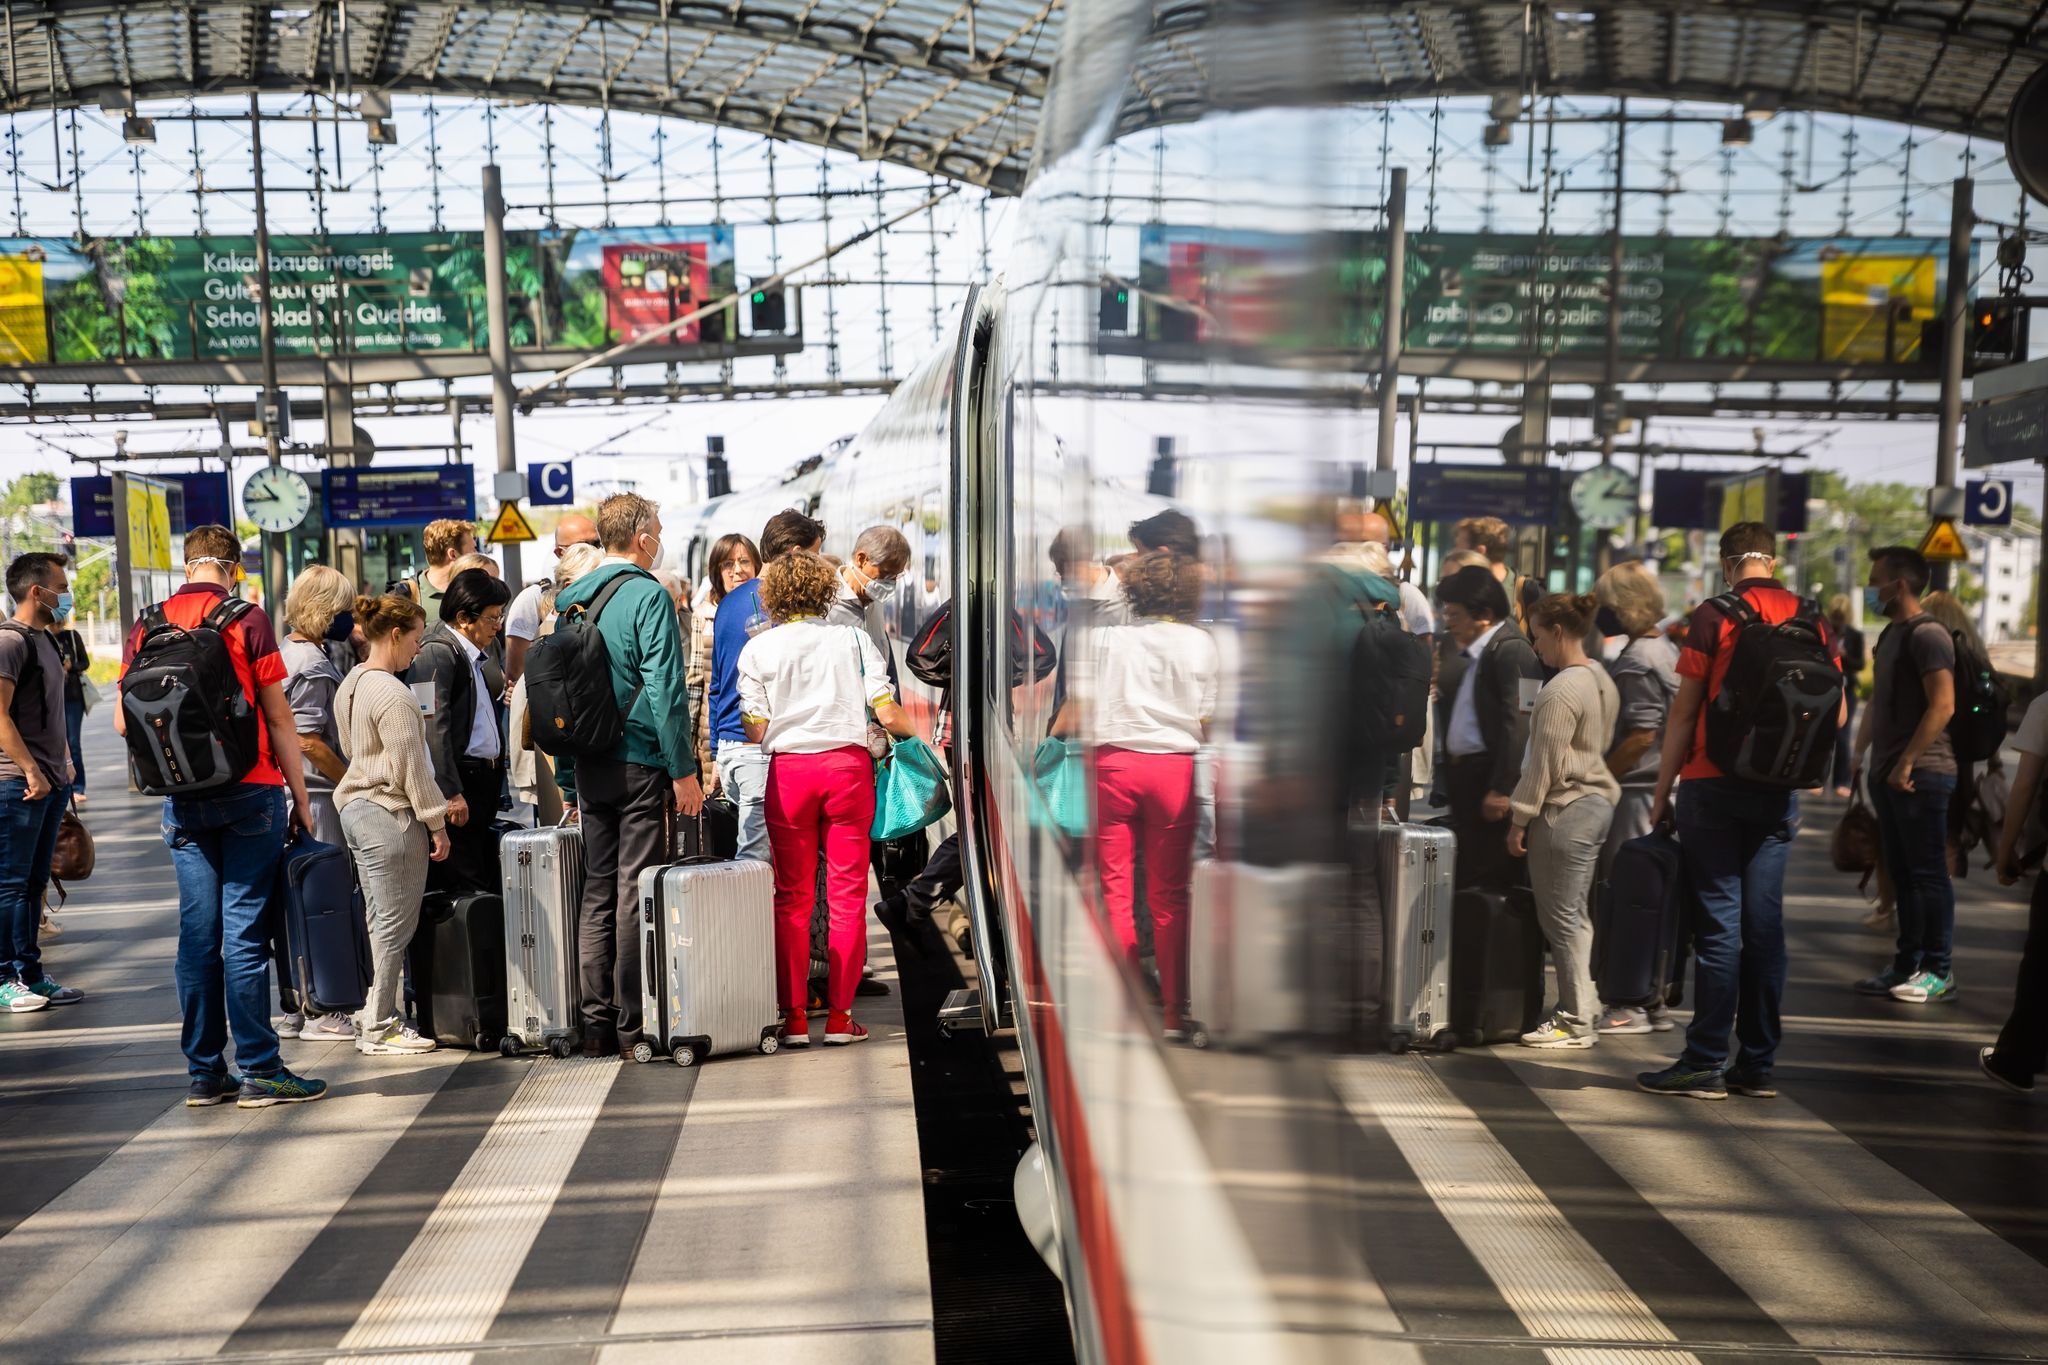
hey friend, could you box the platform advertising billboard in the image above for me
[551,225,737,348]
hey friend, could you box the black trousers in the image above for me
[1994,871,2048,1076]
[1446,755,1522,892]
[904,833,963,920]
[575,757,670,1050]
[431,757,505,897]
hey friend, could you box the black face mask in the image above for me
[1595,606,1626,637]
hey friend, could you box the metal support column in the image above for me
[482,164,524,595]
[250,93,288,618]
[324,379,364,589]
[1377,167,1407,475]
[1933,176,1973,591]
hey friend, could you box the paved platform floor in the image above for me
[0,711,933,1365]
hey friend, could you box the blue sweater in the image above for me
[709,577,765,745]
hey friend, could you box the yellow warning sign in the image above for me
[1918,518,1969,563]
[486,501,538,544]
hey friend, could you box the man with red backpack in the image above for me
[1645,521,1845,1101]
[117,525,322,1109]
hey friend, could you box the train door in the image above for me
[946,286,1014,1036]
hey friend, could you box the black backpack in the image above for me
[0,622,51,732]
[1899,620,2006,764]
[1702,590,1844,789]
[1329,569,1432,755]
[905,602,1055,691]
[525,568,645,758]
[120,598,263,795]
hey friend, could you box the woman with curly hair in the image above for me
[1083,549,1217,1040]
[738,550,916,1047]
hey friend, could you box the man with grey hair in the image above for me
[828,526,911,671]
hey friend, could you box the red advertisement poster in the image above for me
[601,241,711,342]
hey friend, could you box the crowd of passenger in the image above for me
[0,490,2040,1108]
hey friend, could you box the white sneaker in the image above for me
[277,1012,305,1039]
[356,1020,438,1055]
[1596,1006,1653,1035]
[0,981,49,1013]
[1520,1011,1597,1049]
[300,1012,355,1041]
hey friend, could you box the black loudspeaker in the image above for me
[2011,65,2048,207]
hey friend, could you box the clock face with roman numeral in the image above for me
[242,466,311,533]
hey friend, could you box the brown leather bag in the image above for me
[1831,788,1880,892]
[50,801,94,884]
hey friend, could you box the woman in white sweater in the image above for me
[333,594,451,1056]
[1506,592,1620,1049]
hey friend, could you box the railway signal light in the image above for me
[1971,297,2023,365]
[1099,284,1131,335]
[749,284,786,333]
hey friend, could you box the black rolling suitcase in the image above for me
[1450,886,1545,1045]
[412,891,508,1051]
[275,834,372,1015]
[1592,828,1687,1009]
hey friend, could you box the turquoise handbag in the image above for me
[872,736,952,840]
[1032,737,1090,839]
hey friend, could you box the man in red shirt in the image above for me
[1643,521,1839,1101]
[117,526,323,1110]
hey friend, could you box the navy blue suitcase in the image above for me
[276,834,372,1016]
[412,891,508,1052]
[1593,829,1687,1008]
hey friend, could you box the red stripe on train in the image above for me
[982,796,1150,1365]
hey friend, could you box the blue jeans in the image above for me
[0,778,66,983]
[1677,778,1797,1074]
[64,699,85,794]
[717,739,772,863]
[1870,771,1958,977]
[165,784,287,1081]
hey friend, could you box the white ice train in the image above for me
[675,3,1381,1359]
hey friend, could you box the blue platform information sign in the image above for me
[1965,479,2014,527]
[322,466,475,530]
[527,462,574,507]
[71,472,232,538]
[1409,465,1561,527]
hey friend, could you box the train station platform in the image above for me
[0,714,934,1364]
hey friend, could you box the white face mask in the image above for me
[852,560,899,603]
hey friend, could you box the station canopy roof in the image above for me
[0,1,2041,196]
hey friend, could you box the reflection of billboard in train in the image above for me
[1123,228,1954,366]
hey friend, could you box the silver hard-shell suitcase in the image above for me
[1376,822,1456,1053]
[499,823,584,1058]
[1187,861,1343,1047]
[633,858,780,1067]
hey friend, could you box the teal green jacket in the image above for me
[551,562,697,799]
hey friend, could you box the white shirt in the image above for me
[1396,580,1435,638]
[1447,620,1506,758]
[505,581,545,643]
[1078,618,1218,754]
[737,618,897,755]
[451,630,501,761]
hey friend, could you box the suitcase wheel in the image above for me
[671,1043,698,1068]
[474,1032,494,1054]
[1430,1031,1459,1054]
[548,1037,573,1060]
[1185,1023,1210,1051]
[759,1034,780,1056]
[498,1037,520,1058]
[1387,1031,1411,1055]
[631,1041,655,1064]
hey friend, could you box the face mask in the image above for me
[1865,584,1893,618]
[325,610,355,642]
[43,589,72,624]
[865,572,900,604]
[1594,606,1625,637]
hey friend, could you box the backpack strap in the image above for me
[576,566,648,626]
[1708,589,1762,630]
[0,621,49,731]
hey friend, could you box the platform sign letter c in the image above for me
[529,462,574,507]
